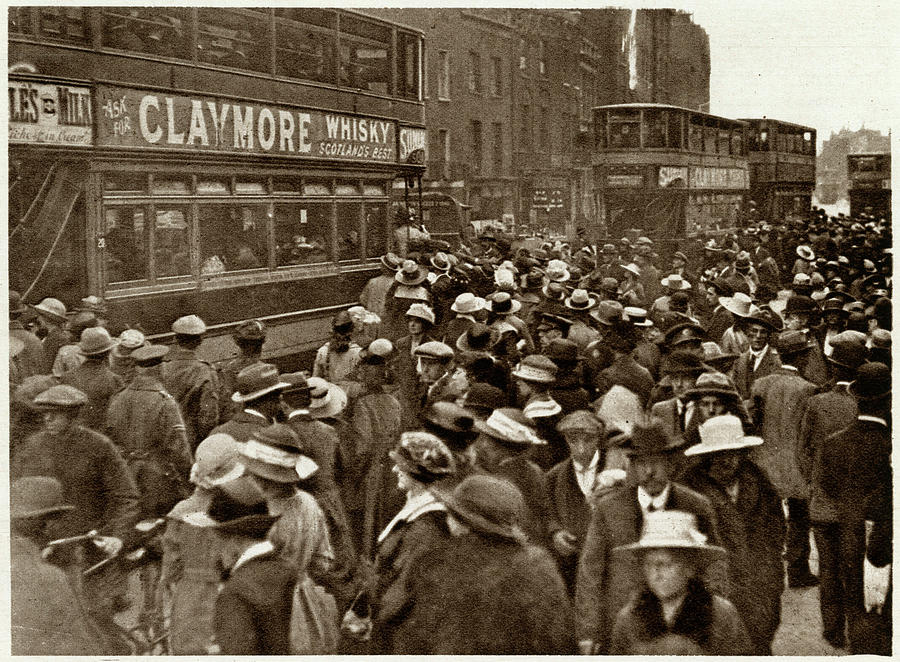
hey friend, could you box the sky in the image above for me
[685,0,898,147]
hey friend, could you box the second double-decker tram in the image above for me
[592,103,749,247]
[848,152,891,220]
[741,118,816,221]
[9,7,426,366]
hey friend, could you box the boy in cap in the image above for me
[106,344,193,517]
[162,315,220,452]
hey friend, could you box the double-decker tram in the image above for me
[9,7,426,365]
[847,152,891,220]
[592,103,749,249]
[741,118,816,221]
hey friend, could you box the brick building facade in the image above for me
[365,8,709,237]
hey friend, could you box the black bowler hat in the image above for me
[850,362,890,401]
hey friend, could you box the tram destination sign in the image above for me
[95,84,397,163]
[9,79,92,146]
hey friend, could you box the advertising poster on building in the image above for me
[9,78,93,146]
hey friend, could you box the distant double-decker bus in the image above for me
[592,103,749,248]
[848,152,891,220]
[9,7,426,367]
[741,118,816,221]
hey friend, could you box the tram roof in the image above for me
[737,117,816,132]
[591,103,748,125]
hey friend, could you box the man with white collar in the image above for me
[749,330,818,590]
[816,362,891,654]
[732,309,781,399]
[574,421,720,654]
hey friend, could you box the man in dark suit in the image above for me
[817,362,892,655]
[574,421,720,654]
[649,351,707,447]
[800,332,866,648]
[732,309,781,399]
[545,410,624,594]
[750,330,818,589]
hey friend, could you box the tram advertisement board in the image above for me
[94,84,399,163]
[9,79,93,146]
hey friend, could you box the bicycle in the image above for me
[44,518,170,655]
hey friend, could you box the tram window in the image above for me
[363,182,386,197]
[275,18,336,84]
[364,202,389,258]
[688,117,704,152]
[197,179,230,195]
[644,111,666,148]
[105,206,148,283]
[105,174,147,195]
[9,8,33,35]
[336,182,361,196]
[668,113,683,149]
[199,204,268,274]
[235,180,267,195]
[197,9,270,73]
[339,15,392,94]
[398,32,421,100]
[303,181,332,196]
[101,8,189,59]
[731,130,744,156]
[703,123,717,154]
[609,121,639,149]
[152,178,190,195]
[155,207,191,278]
[274,202,332,266]
[337,203,363,261]
[718,128,731,155]
[273,177,301,195]
[38,7,88,43]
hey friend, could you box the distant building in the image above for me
[366,8,710,237]
[816,127,891,205]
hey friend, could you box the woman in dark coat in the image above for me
[392,475,575,654]
[681,414,785,654]
[366,431,456,653]
[609,510,752,655]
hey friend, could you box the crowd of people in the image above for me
[9,205,892,655]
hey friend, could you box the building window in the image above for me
[470,121,483,175]
[491,57,503,96]
[521,105,531,147]
[468,51,482,94]
[540,106,549,152]
[492,123,503,175]
[439,129,450,163]
[539,40,546,75]
[437,50,450,99]
[9,7,33,35]
[519,38,527,70]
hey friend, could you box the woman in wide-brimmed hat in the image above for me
[237,423,341,654]
[609,510,752,655]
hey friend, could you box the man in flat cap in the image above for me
[162,315,220,453]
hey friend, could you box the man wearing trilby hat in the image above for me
[575,421,720,654]
[60,326,124,431]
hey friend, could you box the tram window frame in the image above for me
[338,14,393,95]
[643,110,667,149]
[37,7,89,44]
[100,170,391,292]
[688,115,704,153]
[100,7,191,60]
[197,8,272,74]
[274,11,338,85]
[608,110,640,149]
